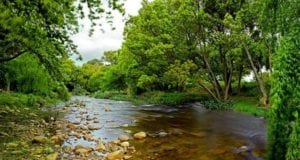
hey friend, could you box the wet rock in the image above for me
[158,132,168,137]
[88,125,101,130]
[32,136,48,144]
[119,135,129,141]
[93,120,100,123]
[107,150,124,160]
[104,107,112,112]
[74,148,91,156]
[134,132,146,139]
[122,124,129,127]
[236,146,252,153]
[120,141,130,147]
[112,139,121,144]
[190,132,207,138]
[95,143,106,151]
[62,146,73,153]
[46,152,58,160]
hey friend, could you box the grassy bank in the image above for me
[0,92,62,159]
[231,96,268,118]
[94,90,267,118]
[94,91,211,106]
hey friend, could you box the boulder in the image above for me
[120,141,130,147]
[133,132,146,139]
[107,150,124,160]
[32,136,48,144]
[119,135,129,141]
[95,143,106,151]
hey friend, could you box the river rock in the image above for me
[95,143,106,151]
[134,132,146,139]
[46,152,58,160]
[74,148,91,156]
[88,125,100,130]
[105,107,112,112]
[190,132,207,138]
[158,131,168,137]
[32,136,48,144]
[120,141,130,147]
[124,155,132,160]
[119,135,129,141]
[107,150,124,160]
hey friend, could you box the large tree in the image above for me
[0,0,124,75]
[265,0,300,159]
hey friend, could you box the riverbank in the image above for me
[94,91,268,118]
[0,92,63,159]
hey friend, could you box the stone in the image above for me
[158,132,168,137]
[104,107,112,112]
[74,148,91,156]
[119,135,129,141]
[107,150,124,160]
[46,152,59,160]
[32,136,48,144]
[133,132,146,139]
[190,132,207,138]
[95,143,106,151]
[120,141,130,147]
[112,139,121,144]
[88,125,100,130]
[124,155,132,160]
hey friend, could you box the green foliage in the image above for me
[163,60,197,91]
[268,33,300,160]
[202,100,233,110]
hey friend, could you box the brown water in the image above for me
[62,96,266,160]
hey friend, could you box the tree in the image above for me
[0,0,124,76]
[265,0,300,159]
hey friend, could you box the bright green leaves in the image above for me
[163,60,197,91]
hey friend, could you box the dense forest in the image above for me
[0,0,299,159]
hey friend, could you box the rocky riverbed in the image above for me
[49,96,266,160]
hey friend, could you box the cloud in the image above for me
[71,0,142,65]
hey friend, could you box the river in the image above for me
[59,96,266,160]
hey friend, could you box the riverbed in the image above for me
[59,96,266,160]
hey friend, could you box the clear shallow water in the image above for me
[62,96,266,160]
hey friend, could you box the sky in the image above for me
[71,0,143,65]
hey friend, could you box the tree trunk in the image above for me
[224,61,233,100]
[237,65,243,95]
[199,82,220,102]
[244,46,268,105]
[203,54,222,100]
[5,73,10,92]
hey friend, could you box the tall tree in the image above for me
[265,0,300,159]
[0,0,124,75]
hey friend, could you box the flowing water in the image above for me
[61,96,266,160]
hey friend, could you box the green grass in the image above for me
[231,96,268,117]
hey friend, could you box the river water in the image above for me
[61,96,266,160]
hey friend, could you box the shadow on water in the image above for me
[63,96,266,160]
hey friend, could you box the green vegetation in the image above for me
[0,0,298,159]
[232,97,267,117]
[0,92,61,159]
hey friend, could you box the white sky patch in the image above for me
[71,0,143,65]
